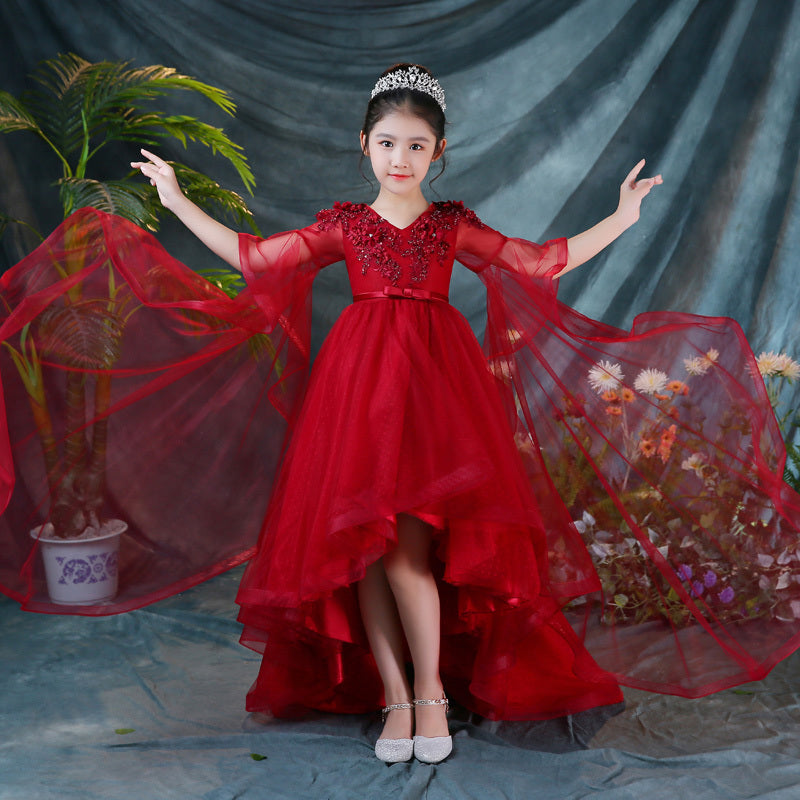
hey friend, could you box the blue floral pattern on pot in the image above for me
[56,550,118,585]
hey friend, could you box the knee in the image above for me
[384,524,434,585]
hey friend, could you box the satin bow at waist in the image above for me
[352,286,450,303]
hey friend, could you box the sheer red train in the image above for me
[2,205,800,720]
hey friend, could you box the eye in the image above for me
[410,143,423,151]
[378,140,393,148]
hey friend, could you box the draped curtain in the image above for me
[1,0,799,369]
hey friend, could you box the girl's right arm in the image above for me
[131,149,242,271]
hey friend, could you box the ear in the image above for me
[432,138,447,162]
[359,131,368,155]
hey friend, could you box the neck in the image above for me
[370,189,430,219]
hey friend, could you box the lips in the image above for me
[389,174,411,180]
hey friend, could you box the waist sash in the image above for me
[353,286,449,303]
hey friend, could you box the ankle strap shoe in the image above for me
[375,702,413,763]
[412,697,452,763]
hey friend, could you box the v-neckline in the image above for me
[365,202,434,232]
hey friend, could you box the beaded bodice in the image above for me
[315,201,484,296]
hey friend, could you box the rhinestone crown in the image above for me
[370,66,446,111]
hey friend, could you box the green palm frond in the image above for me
[0,90,41,134]
[247,332,280,367]
[25,55,242,168]
[30,52,93,98]
[58,178,160,230]
[60,169,257,234]
[1,53,264,538]
[154,116,253,192]
[196,266,247,298]
[10,54,253,208]
[90,66,236,123]
[25,53,95,159]
[171,163,260,232]
[37,299,125,369]
[784,440,800,493]
[110,115,254,193]
[0,210,45,243]
[3,53,256,233]
[1,324,44,402]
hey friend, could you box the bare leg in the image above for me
[358,560,413,740]
[383,513,449,738]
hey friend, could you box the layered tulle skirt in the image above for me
[236,296,623,719]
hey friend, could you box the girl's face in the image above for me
[360,110,445,201]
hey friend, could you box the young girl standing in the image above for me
[133,63,663,763]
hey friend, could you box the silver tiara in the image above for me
[370,66,447,111]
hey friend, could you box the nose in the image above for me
[391,151,407,168]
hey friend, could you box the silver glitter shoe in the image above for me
[412,697,452,763]
[374,702,413,763]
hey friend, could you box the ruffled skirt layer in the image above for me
[236,297,622,719]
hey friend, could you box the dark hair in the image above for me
[360,63,447,186]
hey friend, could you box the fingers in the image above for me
[635,174,663,193]
[128,149,183,207]
[623,158,646,187]
[621,160,663,194]
[139,148,169,168]
[132,163,159,186]
[130,149,171,174]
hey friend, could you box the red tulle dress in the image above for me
[2,204,800,722]
[235,201,622,719]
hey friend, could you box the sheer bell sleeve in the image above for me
[237,218,343,422]
[455,213,568,280]
[239,220,343,353]
[455,205,800,699]
[0,208,342,615]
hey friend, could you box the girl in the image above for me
[131,62,663,764]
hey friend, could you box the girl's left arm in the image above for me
[556,159,662,277]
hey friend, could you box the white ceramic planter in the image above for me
[30,521,126,605]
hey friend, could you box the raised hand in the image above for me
[130,149,185,210]
[616,158,663,227]
[131,148,241,269]
[560,159,663,275]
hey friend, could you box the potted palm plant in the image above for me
[0,53,254,603]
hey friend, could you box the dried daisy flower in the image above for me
[634,368,668,395]
[587,360,624,394]
[775,353,800,380]
[681,453,707,477]
[756,351,782,377]
[684,356,710,376]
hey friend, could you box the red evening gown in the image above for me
[235,201,622,719]
[2,204,800,721]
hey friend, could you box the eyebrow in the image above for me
[374,132,433,142]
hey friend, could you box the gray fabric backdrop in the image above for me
[1,0,799,360]
[3,6,800,796]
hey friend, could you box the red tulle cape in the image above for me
[0,208,308,613]
[2,209,800,721]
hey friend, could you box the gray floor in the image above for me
[2,567,799,800]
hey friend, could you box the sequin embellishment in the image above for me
[316,201,484,285]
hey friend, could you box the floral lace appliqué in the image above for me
[316,202,402,282]
[316,201,484,285]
